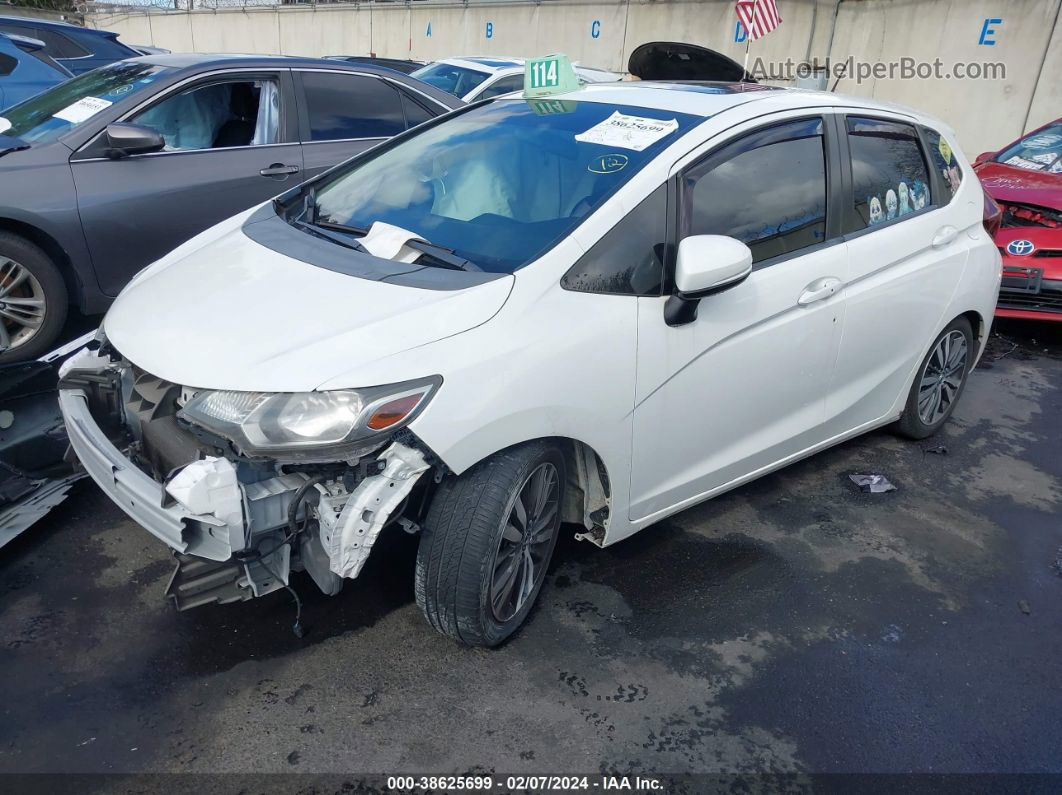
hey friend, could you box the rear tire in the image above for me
[415,441,565,647]
[0,233,68,363]
[894,316,974,439]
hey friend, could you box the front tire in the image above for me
[0,233,68,363]
[415,441,565,647]
[894,316,974,439]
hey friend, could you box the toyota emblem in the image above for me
[1006,239,1035,256]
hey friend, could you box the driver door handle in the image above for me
[798,276,843,306]
[932,225,959,248]
[260,163,300,178]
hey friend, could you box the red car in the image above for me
[974,118,1062,322]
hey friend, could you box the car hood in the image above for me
[103,223,514,392]
[975,161,1062,210]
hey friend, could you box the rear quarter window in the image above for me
[923,126,962,203]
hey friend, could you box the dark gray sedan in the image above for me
[0,54,461,361]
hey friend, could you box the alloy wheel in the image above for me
[917,330,968,425]
[490,462,561,623]
[0,257,46,352]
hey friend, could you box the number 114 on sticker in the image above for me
[530,59,558,88]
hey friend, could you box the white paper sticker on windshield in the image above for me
[575,112,679,152]
[0,118,10,134]
[53,97,113,124]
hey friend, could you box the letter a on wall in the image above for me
[426,22,432,37]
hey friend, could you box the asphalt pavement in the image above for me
[1,321,1060,784]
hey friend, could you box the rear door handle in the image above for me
[932,225,958,248]
[260,163,300,178]
[798,276,843,306]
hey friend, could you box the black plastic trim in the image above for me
[241,203,506,291]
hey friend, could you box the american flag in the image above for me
[735,0,782,41]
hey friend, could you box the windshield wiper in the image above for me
[404,239,482,272]
[317,220,481,272]
[291,219,367,253]
[0,135,29,159]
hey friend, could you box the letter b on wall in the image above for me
[486,21,493,39]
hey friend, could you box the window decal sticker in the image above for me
[1024,133,1062,149]
[938,135,953,165]
[53,96,113,124]
[885,188,898,220]
[898,181,911,215]
[575,111,679,152]
[868,196,884,225]
[911,179,929,210]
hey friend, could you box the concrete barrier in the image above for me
[86,0,1061,155]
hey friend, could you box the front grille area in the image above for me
[998,279,1062,315]
[125,364,211,480]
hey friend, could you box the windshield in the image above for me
[311,99,701,273]
[995,122,1062,174]
[0,61,171,144]
[410,62,491,98]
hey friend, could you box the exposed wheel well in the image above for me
[458,437,612,547]
[959,310,985,346]
[0,219,80,307]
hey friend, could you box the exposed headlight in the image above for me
[178,376,441,457]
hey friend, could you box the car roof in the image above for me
[550,81,933,123]
[121,53,464,108]
[131,52,421,73]
[431,56,525,74]
[0,15,118,37]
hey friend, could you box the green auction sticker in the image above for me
[523,54,581,98]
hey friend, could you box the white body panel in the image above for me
[99,84,1002,548]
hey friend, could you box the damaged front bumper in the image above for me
[58,348,431,610]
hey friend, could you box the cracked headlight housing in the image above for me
[178,376,441,457]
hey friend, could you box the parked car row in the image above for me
[0,53,461,360]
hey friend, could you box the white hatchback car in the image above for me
[411,56,621,102]
[59,80,1000,646]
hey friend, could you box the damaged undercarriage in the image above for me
[58,344,439,612]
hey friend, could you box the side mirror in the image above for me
[103,122,165,159]
[664,235,753,327]
[974,151,996,165]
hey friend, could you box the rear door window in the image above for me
[300,72,405,141]
[845,116,932,232]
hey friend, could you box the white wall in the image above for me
[86,0,1062,155]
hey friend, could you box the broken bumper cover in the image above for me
[58,386,230,559]
[60,370,433,610]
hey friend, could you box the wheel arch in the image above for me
[445,435,614,548]
[959,309,986,347]
[0,217,82,308]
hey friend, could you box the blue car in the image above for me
[0,32,71,111]
[0,16,138,75]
